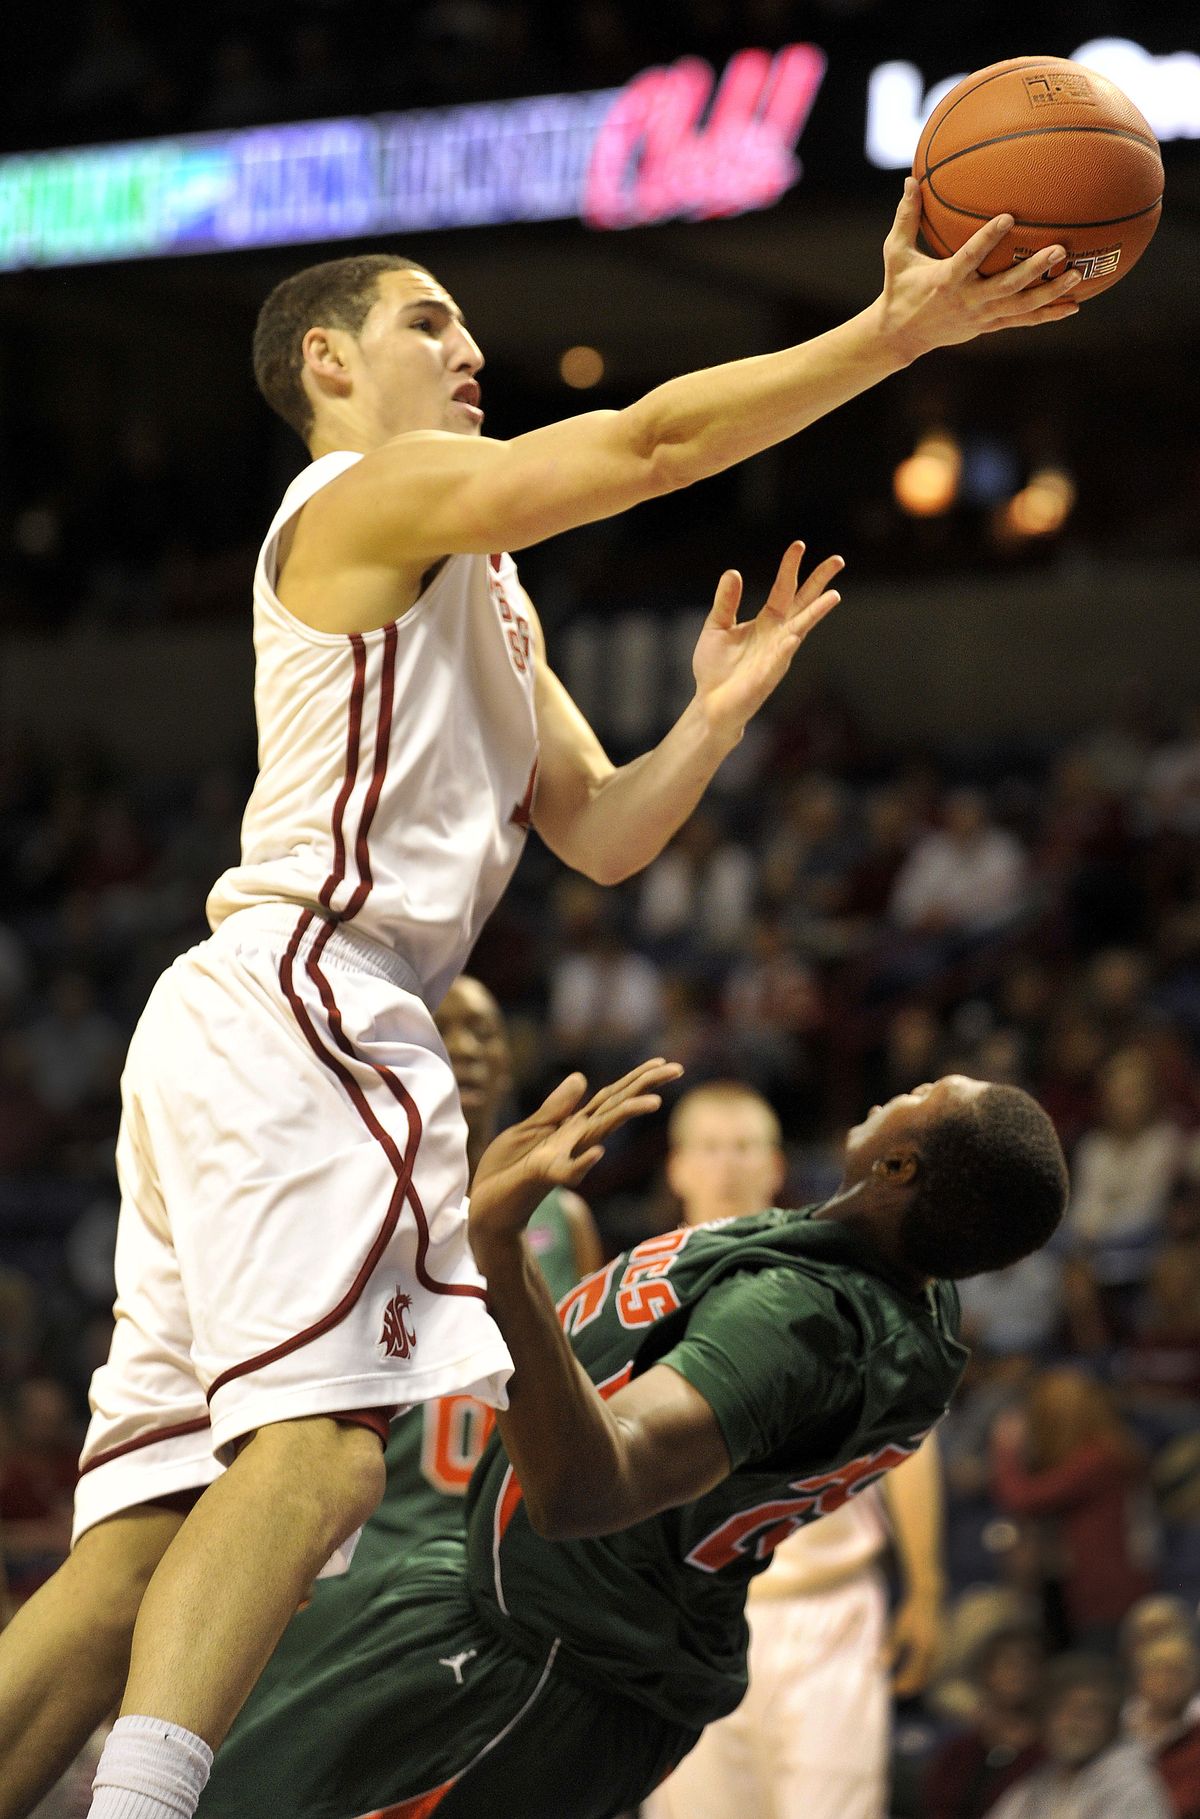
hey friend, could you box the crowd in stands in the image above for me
[1,675,1199,1812]
[3,0,1044,154]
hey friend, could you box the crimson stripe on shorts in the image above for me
[206,910,484,1404]
[77,1414,212,1479]
[341,621,397,923]
[318,633,367,913]
[303,918,485,1304]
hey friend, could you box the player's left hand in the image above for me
[884,1588,943,1698]
[692,541,843,744]
[470,1058,683,1244]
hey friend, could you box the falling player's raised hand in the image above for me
[470,1059,684,1245]
[691,541,842,743]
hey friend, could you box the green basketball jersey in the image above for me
[352,1188,581,1576]
[465,1206,967,1731]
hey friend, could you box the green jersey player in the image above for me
[199,1065,1068,1819]
[356,975,600,1576]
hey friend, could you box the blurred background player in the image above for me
[354,972,600,1575]
[647,1082,946,1819]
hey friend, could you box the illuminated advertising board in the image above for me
[0,45,826,271]
[866,36,1200,166]
[0,34,1194,273]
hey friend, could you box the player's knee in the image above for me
[245,1415,386,1535]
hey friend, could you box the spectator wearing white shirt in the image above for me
[889,789,1028,936]
[635,810,755,961]
[1068,1047,1183,1285]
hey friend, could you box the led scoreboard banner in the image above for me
[0,46,827,271]
[0,34,1194,271]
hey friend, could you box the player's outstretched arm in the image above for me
[294,187,1080,585]
[469,1065,735,1540]
[533,542,841,883]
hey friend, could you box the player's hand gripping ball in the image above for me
[913,55,1164,299]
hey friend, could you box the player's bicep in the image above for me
[313,410,665,566]
[603,1365,733,1526]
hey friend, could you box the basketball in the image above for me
[913,55,1164,300]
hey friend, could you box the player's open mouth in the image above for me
[452,381,483,422]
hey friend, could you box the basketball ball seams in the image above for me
[912,53,1162,299]
[924,124,1161,187]
[922,57,1083,171]
[923,174,1162,232]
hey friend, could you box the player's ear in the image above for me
[302,325,354,396]
[872,1146,920,1192]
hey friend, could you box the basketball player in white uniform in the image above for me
[0,183,1077,1819]
[645,1083,945,1819]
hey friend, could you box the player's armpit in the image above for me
[297,411,669,574]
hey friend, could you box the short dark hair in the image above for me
[899,1085,1068,1280]
[252,253,431,441]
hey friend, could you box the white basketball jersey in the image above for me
[207,451,539,1006]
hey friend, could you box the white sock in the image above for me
[88,1714,213,1819]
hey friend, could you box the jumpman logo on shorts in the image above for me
[439,1650,477,1685]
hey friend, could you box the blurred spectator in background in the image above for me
[0,1270,39,1389]
[922,1620,1047,1819]
[986,1653,1172,1818]
[1037,749,1137,953]
[634,809,754,967]
[1128,1631,1200,1819]
[957,1248,1065,1360]
[759,774,862,956]
[837,783,921,937]
[548,879,664,1076]
[1113,1244,1200,1414]
[864,1003,946,1112]
[23,971,123,1121]
[721,910,824,1119]
[1085,948,1155,1053]
[1036,1008,1106,1153]
[0,1036,55,1176]
[0,1377,79,1603]
[991,1368,1155,1649]
[889,788,1028,939]
[1067,1046,1184,1292]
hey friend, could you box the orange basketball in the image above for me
[913,55,1164,300]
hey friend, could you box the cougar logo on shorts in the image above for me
[380,1289,418,1360]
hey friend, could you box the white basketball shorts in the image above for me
[73,904,513,1547]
